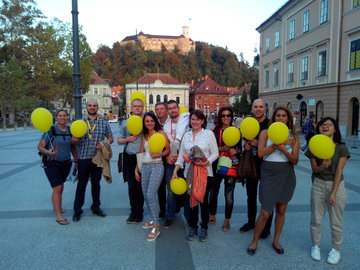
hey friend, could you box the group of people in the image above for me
[38,98,350,265]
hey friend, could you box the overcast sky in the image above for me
[35,0,288,64]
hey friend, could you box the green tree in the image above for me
[249,81,259,104]
[239,91,250,115]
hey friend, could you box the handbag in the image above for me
[216,152,233,175]
[118,143,128,173]
[238,150,258,179]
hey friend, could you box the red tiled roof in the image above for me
[91,72,109,84]
[112,85,123,95]
[134,73,182,84]
[229,85,250,95]
[193,77,228,94]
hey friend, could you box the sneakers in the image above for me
[327,248,341,265]
[186,228,198,241]
[198,228,207,242]
[164,219,174,229]
[239,223,255,232]
[146,227,160,242]
[126,214,135,224]
[311,245,321,261]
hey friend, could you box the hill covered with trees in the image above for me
[92,41,258,87]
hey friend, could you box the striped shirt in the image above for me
[77,116,113,159]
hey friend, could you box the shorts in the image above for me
[44,160,72,188]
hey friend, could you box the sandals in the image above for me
[222,220,230,231]
[56,219,69,225]
[147,227,160,241]
[209,215,216,224]
[142,220,154,229]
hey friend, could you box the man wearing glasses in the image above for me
[118,99,145,224]
[239,99,273,239]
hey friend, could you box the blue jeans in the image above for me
[164,163,189,220]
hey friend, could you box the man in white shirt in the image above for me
[162,100,186,228]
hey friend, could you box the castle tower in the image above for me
[182,25,189,38]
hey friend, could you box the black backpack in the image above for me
[38,126,71,167]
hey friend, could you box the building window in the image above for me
[176,97,180,104]
[289,20,295,40]
[265,70,270,88]
[204,96,208,101]
[274,30,280,48]
[318,50,327,76]
[301,56,309,80]
[156,95,161,103]
[265,36,270,52]
[288,61,294,83]
[354,0,360,8]
[274,67,279,86]
[94,88,98,95]
[149,94,154,104]
[303,10,310,33]
[320,0,328,24]
[164,95,168,103]
[350,38,360,70]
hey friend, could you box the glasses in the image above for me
[132,105,144,108]
[221,114,232,118]
[320,123,334,128]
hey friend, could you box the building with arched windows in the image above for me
[124,73,190,116]
[256,0,360,137]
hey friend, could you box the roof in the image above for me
[134,73,182,85]
[91,72,109,84]
[192,77,228,94]
[121,31,194,42]
[256,0,293,32]
[112,85,123,95]
[228,85,250,95]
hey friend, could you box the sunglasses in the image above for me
[221,114,232,118]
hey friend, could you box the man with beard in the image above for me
[73,100,114,222]
[118,99,145,224]
[162,100,188,228]
[239,99,273,239]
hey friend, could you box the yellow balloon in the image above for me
[223,126,241,147]
[148,133,166,153]
[240,117,260,140]
[31,108,53,132]
[127,115,143,135]
[130,91,146,105]
[70,120,87,138]
[268,122,289,144]
[309,134,335,160]
[170,177,188,195]
[179,105,188,115]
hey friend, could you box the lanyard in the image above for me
[170,121,176,141]
[86,119,97,139]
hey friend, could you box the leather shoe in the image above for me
[239,223,255,232]
[259,230,270,239]
[247,247,256,256]
[72,214,81,222]
[92,209,106,217]
[272,243,284,254]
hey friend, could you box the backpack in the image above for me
[38,126,71,167]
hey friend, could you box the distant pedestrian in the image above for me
[38,109,77,225]
[305,117,350,265]
[72,100,114,222]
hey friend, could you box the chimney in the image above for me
[205,74,208,79]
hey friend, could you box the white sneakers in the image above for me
[311,245,321,261]
[327,248,341,265]
[311,246,341,264]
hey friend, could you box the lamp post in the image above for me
[72,0,82,119]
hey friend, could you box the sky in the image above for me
[35,0,288,64]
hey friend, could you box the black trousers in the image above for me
[188,176,214,231]
[73,159,102,214]
[123,152,144,218]
[245,177,273,232]
[157,170,166,215]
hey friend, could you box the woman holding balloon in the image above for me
[209,106,241,231]
[305,117,350,264]
[247,106,299,255]
[37,109,78,225]
[135,112,170,241]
